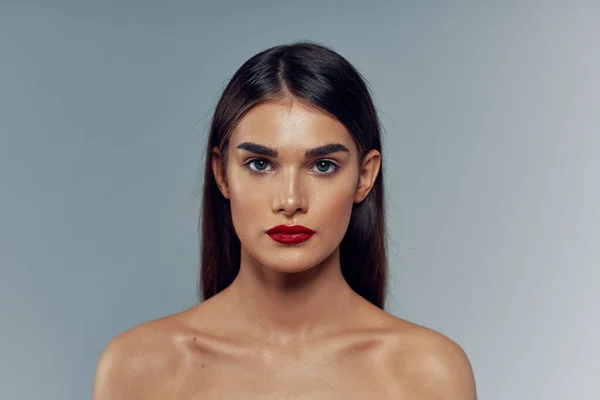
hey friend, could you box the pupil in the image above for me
[256,160,266,170]
[317,161,329,172]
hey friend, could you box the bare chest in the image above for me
[148,352,408,399]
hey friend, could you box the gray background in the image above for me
[1,1,598,399]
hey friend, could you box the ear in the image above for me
[354,149,381,203]
[211,147,230,199]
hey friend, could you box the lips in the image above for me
[266,225,315,244]
[266,225,315,234]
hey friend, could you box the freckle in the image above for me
[193,337,196,342]
[201,364,206,368]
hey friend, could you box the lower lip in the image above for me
[267,233,314,244]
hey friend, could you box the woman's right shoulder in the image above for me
[92,308,198,399]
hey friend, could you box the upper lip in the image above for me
[266,225,315,234]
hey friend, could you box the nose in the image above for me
[272,167,308,217]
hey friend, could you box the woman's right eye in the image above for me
[245,159,273,173]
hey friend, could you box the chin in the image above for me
[239,236,340,273]
[259,256,317,273]
[257,249,337,274]
[268,265,315,274]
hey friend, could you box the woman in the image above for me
[93,42,477,399]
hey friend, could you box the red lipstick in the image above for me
[266,225,315,244]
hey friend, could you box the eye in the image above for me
[311,160,339,175]
[245,158,273,173]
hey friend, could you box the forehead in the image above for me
[230,99,354,150]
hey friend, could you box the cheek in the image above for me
[227,171,265,239]
[313,181,356,233]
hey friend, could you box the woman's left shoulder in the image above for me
[382,315,478,399]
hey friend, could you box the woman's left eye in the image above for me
[311,160,339,174]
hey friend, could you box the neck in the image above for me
[224,247,360,346]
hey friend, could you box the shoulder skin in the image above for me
[92,317,182,400]
[390,324,477,399]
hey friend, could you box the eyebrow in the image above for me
[236,142,350,158]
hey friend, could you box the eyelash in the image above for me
[244,158,340,176]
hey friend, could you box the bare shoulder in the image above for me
[92,310,195,400]
[384,316,477,399]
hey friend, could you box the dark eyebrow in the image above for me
[236,142,278,157]
[305,143,350,158]
[236,142,349,158]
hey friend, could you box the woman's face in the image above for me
[212,98,380,273]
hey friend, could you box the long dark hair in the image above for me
[199,42,387,308]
